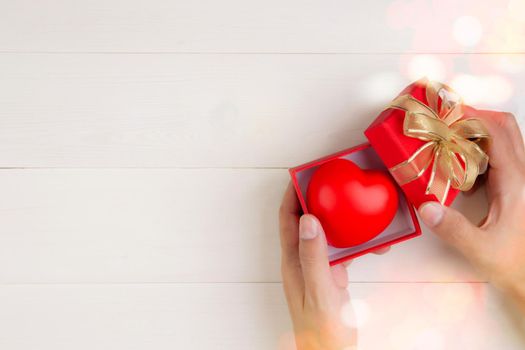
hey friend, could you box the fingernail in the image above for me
[299,215,320,240]
[419,202,445,227]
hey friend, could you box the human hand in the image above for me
[279,183,390,349]
[279,183,356,350]
[418,108,525,312]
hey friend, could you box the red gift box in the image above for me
[289,78,489,264]
[364,79,458,208]
[289,143,421,265]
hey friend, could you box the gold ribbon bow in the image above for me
[388,79,490,204]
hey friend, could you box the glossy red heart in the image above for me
[306,158,398,248]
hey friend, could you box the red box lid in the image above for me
[364,79,459,208]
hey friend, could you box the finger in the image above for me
[279,182,304,307]
[331,264,349,289]
[463,107,525,168]
[298,215,333,299]
[279,182,302,263]
[479,110,525,161]
[419,202,485,263]
[464,108,525,198]
[501,113,525,162]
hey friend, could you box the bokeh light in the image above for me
[341,301,356,328]
[411,328,445,350]
[436,284,475,323]
[483,75,514,104]
[341,299,370,328]
[493,55,525,73]
[450,74,513,105]
[408,55,447,81]
[508,0,525,22]
[388,319,428,350]
[352,299,370,327]
[453,16,483,47]
[450,74,484,104]
[355,4,523,347]
[485,16,525,52]
[361,72,405,104]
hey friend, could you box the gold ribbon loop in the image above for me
[388,79,491,204]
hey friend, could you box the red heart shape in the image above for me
[306,158,398,248]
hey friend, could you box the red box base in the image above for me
[289,143,422,265]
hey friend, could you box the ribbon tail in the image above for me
[426,146,452,205]
[389,141,436,186]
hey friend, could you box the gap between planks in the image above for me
[0,281,490,286]
[0,51,524,55]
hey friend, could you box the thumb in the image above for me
[298,215,332,296]
[418,202,483,261]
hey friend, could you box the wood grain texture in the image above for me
[1,1,524,348]
[0,0,519,53]
[0,283,291,350]
[0,54,523,167]
[0,283,522,350]
[0,168,489,283]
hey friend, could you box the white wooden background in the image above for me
[1,1,525,349]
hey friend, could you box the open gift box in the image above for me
[288,78,490,265]
[289,143,421,265]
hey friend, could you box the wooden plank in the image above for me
[0,283,291,350]
[0,169,489,283]
[0,54,523,167]
[0,283,522,350]
[0,0,518,53]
